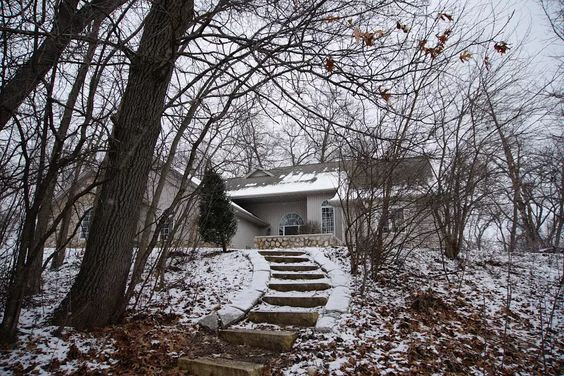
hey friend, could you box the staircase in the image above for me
[179,249,333,375]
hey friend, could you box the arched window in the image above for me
[160,215,174,241]
[321,200,335,234]
[79,208,93,240]
[279,213,304,236]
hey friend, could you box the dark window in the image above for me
[279,213,304,235]
[321,200,335,234]
[383,208,404,232]
[160,216,174,241]
[79,208,93,240]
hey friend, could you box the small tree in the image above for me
[198,167,237,252]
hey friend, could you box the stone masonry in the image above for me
[254,234,341,249]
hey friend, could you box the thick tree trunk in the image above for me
[52,0,194,329]
[0,0,127,129]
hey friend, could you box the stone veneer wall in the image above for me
[255,234,341,249]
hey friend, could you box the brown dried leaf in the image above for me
[379,87,391,102]
[438,13,453,21]
[325,15,340,22]
[494,41,510,54]
[459,50,472,62]
[324,57,335,73]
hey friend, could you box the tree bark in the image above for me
[52,0,194,329]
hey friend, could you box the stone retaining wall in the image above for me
[255,234,341,249]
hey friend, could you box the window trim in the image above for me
[79,208,93,240]
[279,212,304,236]
[320,200,335,234]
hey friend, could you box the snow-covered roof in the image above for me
[226,162,341,199]
[231,201,268,226]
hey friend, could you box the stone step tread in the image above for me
[270,264,319,271]
[258,250,305,256]
[262,295,328,307]
[248,311,319,327]
[178,357,263,376]
[268,282,331,292]
[272,272,326,280]
[219,329,298,352]
[264,256,311,263]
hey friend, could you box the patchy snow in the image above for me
[228,171,339,198]
[275,246,563,375]
[2,245,561,375]
[0,247,252,374]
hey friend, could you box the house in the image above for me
[226,157,438,249]
[46,164,263,249]
[49,156,437,251]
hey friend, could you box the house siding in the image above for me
[230,216,265,249]
[241,199,307,236]
[306,192,343,240]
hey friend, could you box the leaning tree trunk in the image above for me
[52,0,194,329]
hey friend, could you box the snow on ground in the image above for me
[0,247,252,375]
[1,245,562,375]
[274,246,563,375]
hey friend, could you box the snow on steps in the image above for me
[198,250,271,329]
[262,295,328,307]
[302,248,352,332]
[198,247,351,334]
[269,263,319,271]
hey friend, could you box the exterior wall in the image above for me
[305,191,343,240]
[47,171,198,249]
[242,199,307,236]
[255,234,342,249]
[338,199,440,249]
[230,216,265,249]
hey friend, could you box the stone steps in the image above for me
[264,255,310,263]
[219,328,298,352]
[271,272,325,280]
[248,311,319,327]
[262,295,328,308]
[258,250,305,256]
[178,357,263,376]
[270,264,319,272]
[268,282,331,292]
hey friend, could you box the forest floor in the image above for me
[0,246,562,375]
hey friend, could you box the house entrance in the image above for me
[279,213,304,236]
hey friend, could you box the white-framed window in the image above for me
[79,208,93,240]
[321,200,335,234]
[279,213,304,235]
[160,215,174,241]
[383,208,404,232]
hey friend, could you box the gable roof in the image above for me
[226,157,433,200]
[226,162,341,199]
[346,156,432,188]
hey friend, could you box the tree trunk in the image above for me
[0,0,127,129]
[26,20,102,292]
[52,0,194,329]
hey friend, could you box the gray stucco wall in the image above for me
[242,199,307,236]
[230,216,265,249]
[306,192,343,240]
